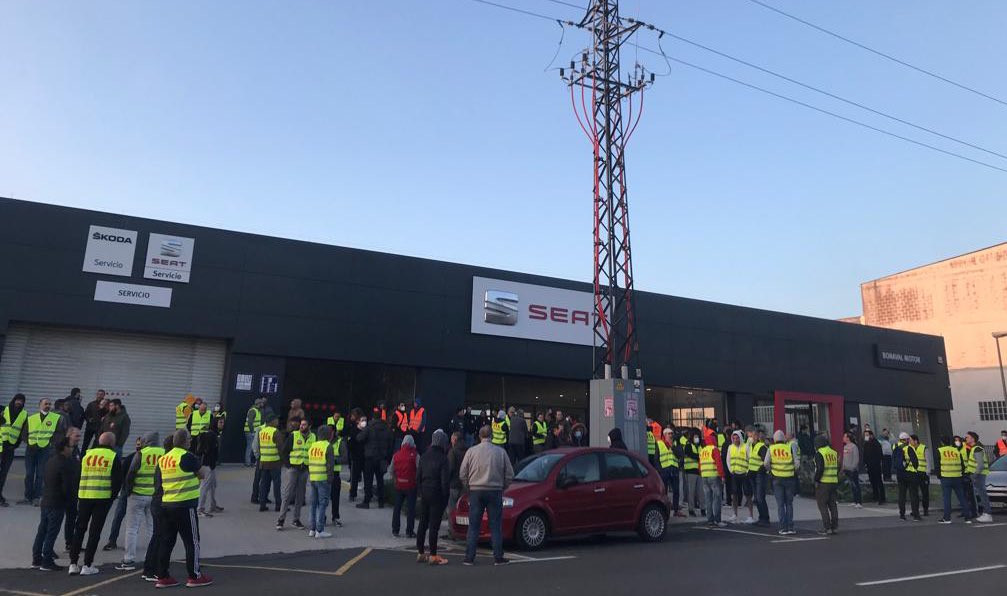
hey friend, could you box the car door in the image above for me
[599,451,650,529]
[549,453,604,534]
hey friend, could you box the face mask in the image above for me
[693,437,700,445]
[574,432,582,439]
[954,441,962,448]
[358,420,367,429]
[399,406,405,412]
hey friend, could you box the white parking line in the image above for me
[509,556,578,564]
[971,522,1007,528]
[771,537,829,543]
[856,565,1007,586]
[695,526,778,539]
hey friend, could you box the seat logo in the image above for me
[484,290,519,326]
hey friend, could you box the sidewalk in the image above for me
[0,464,899,569]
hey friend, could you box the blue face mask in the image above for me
[574,432,582,439]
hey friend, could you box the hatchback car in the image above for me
[450,447,669,550]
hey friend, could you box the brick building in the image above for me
[856,243,1007,441]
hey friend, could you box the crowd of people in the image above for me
[643,417,1002,535]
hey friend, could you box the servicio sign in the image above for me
[144,233,196,283]
[82,225,138,277]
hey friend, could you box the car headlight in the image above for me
[502,497,515,508]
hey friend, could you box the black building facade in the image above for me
[0,197,953,460]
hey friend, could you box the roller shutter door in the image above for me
[0,324,226,449]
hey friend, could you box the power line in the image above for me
[745,0,1007,108]
[467,0,1007,174]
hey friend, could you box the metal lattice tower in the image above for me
[563,0,653,380]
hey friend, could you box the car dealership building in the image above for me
[0,197,954,460]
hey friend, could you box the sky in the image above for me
[2,0,1005,320]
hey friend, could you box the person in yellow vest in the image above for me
[307,425,336,538]
[491,410,509,447]
[244,398,264,467]
[896,432,922,521]
[277,418,314,530]
[174,398,191,431]
[114,431,162,570]
[68,432,122,576]
[765,429,799,535]
[746,427,770,526]
[911,434,930,517]
[326,410,346,436]
[681,430,704,517]
[965,431,994,523]
[725,430,754,524]
[254,416,282,512]
[532,412,548,454]
[23,398,66,505]
[699,434,726,528]
[326,422,348,528]
[153,429,212,588]
[657,428,685,518]
[0,393,28,507]
[813,435,840,536]
[936,435,973,524]
[186,401,212,439]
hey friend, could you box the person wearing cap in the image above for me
[895,432,922,521]
[765,429,799,535]
[725,430,754,524]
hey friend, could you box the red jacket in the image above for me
[392,445,418,490]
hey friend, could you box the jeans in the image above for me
[244,432,256,466]
[941,477,972,520]
[465,490,503,562]
[392,488,417,535]
[753,472,770,522]
[0,447,15,502]
[24,446,51,501]
[773,476,797,531]
[702,477,723,524]
[448,487,462,521]
[124,495,153,563]
[416,491,446,555]
[661,467,681,512]
[32,506,65,565]
[681,473,704,513]
[259,467,282,507]
[309,480,331,533]
[867,465,885,503]
[198,468,218,512]
[815,483,838,531]
[843,470,862,505]
[278,467,308,524]
[105,491,128,545]
[973,475,992,515]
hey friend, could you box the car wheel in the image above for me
[637,503,667,542]
[515,510,549,551]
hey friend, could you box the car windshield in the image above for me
[514,453,564,482]
[990,456,1007,472]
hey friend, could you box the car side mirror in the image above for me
[557,475,577,489]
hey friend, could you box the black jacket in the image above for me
[358,419,393,461]
[41,452,75,508]
[545,432,571,450]
[197,430,220,469]
[64,396,85,429]
[863,438,883,469]
[447,444,467,491]
[448,416,467,438]
[416,445,450,499]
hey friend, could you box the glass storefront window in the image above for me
[860,404,932,451]
[283,358,417,424]
[646,386,723,429]
[672,407,716,430]
[465,373,589,422]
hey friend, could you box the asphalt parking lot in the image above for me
[2,511,1004,596]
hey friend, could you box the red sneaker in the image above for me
[186,574,214,588]
[155,576,180,589]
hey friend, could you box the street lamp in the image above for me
[994,331,1007,401]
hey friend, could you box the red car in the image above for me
[450,447,669,550]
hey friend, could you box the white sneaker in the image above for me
[716,522,729,528]
[723,515,737,523]
[743,517,755,524]
[315,531,332,538]
[80,565,99,576]
[68,564,80,575]
[307,530,315,537]
[854,504,863,509]
[977,513,994,523]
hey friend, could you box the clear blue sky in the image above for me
[2,0,1005,319]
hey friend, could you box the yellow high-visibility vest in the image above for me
[2,407,27,445]
[308,440,331,482]
[325,416,345,434]
[902,444,919,473]
[915,444,928,474]
[817,446,838,484]
[133,446,164,496]
[175,402,189,430]
[246,407,262,433]
[332,437,343,473]
[970,446,987,476]
[748,442,766,473]
[27,412,59,448]
[657,440,678,469]
[533,421,548,446]
[290,431,315,466]
[189,411,211,437]
[79,447,116,499]
[769,443,795,478]
[647,431,657,455]
[683,442,699,471]
[258,427,279,462]
[728,443,748,475]
[159,447,200,503]
[938,446,962,478]
[491,421,507,445]
[699,445,719,478]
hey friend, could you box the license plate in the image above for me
[456,516,469,525]
[991,501,1006,509]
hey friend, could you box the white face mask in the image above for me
[606,436,611,446]
[693,437,700,445]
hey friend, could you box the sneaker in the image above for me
[308,530,316,537]
[315,531,332,538]
[258,506,268,512]
[392,532,400,538]
[716,522,729,528]
[196,511,212,518]
[186,574,214,588]
[911,515,922,522]
[40,562,64,571]
[102,543,116,552]
[276,521,284,531]
[142,574,159,582]
[0,501,8,508]
[965,519,974,525]
[116,561,137,570]
[939,519,952,524]
[80,565,100,576]
[406,532,416,539]
[68,564,80,575]
[742,517,755,524]
[785,530,798,535]
[416,553,429,564]
[854,504,863,509]
[829,529,837,535]
[899,515,907,521]
[978,514,994,523]
[334,520,344,527]
[210,506,224,513]
[32,498,40,506]
[778,529,787,535]
[30,560,41,569]
[429,555,449,566]
[723,515,737,523]
[292,520,304,529]
[494,558,510,566]
[462,559,475,566]
[816,529,829,536]
[155,576,180,588]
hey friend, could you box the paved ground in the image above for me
[1,462,1001,595]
